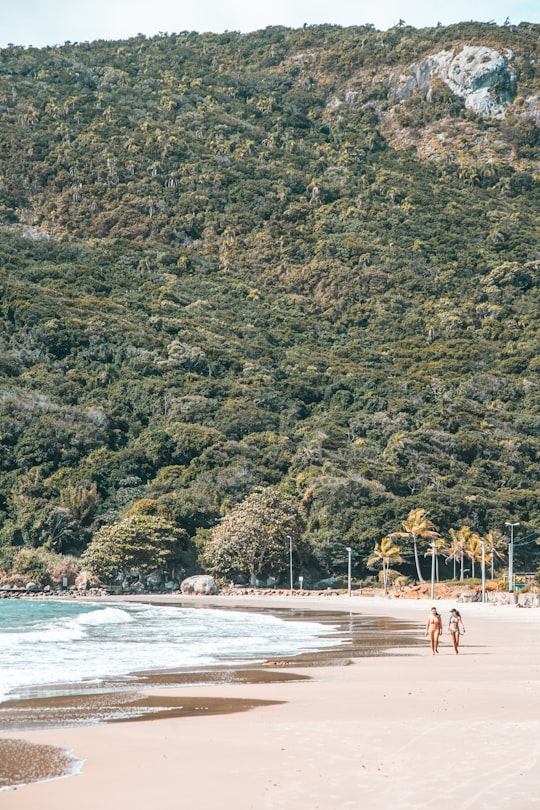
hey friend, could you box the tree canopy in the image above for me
[81,513,188,581]
[203,488,304,585]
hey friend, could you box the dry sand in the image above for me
[1,595,540,809]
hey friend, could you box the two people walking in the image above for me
[425,607,465,654]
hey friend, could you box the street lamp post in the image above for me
[480,540,486,603]
[504,522,519,594]
[286,535,293,592]
[346,547,352,598]
[430,542,436,601]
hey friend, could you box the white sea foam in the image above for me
[3,624,86,646]
[0,601,341,704]
[75,607,134,626]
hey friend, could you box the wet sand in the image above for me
[0,738,80,791]
[1,595,540,809]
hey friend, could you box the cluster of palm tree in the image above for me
[368,509,507,594]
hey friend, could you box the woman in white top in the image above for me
[448,608,465,654]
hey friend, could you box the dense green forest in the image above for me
[0,21,539,586]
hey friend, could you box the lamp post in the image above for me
[480,540,486,603]
[430,542,436,600]
[346,547,352,598]
[504,522,519,594]
[286,535,293,592]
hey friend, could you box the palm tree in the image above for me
[392,508,439,583]
[447,526,485,579]
[424,537,448,582]
[367,536,403,595]
[464,531,483,578]
[447,527,471,580]
[483,530,506,579]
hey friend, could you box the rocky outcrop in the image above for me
[522,95,540,123]
[146,570,162,589]
[75,571,101,590]
[19,226,55,241]
[126,580,145,593]
[180,575,219,595]
[389,46,517,118]
[25,581,41,592]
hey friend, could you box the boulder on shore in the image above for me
[146,570,162,589]
[25,581,42,592]
[180,575,219,595]
[75,571,101,590]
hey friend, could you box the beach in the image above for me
[1,594,540,809]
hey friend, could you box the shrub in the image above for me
[10,548,81,585]
[11,548,53,583]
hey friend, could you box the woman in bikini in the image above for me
[425,607,442,654]
[448,608,465,654]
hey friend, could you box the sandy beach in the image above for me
[1,594,540,809]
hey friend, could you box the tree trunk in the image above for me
[413,539,424,583]
[460,555,464,581]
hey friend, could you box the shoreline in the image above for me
[2,594,540,808]
[0,596,419,791]
[0,600,421,716]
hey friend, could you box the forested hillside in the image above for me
[0,21,539,585]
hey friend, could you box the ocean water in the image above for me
[0,600,340,703]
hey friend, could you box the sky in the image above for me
[0,0,537,49]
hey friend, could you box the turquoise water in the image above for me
[0,599,340,702]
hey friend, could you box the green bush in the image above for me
[11,548,54,584]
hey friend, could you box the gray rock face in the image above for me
[75,571,96,590]
[121,579,145,593]
[523,95,540,123]
[25,581,42,591]
[19,226,55,241]
[146,570,162,589]
[180,575,219,595]
[390,46,516,118]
